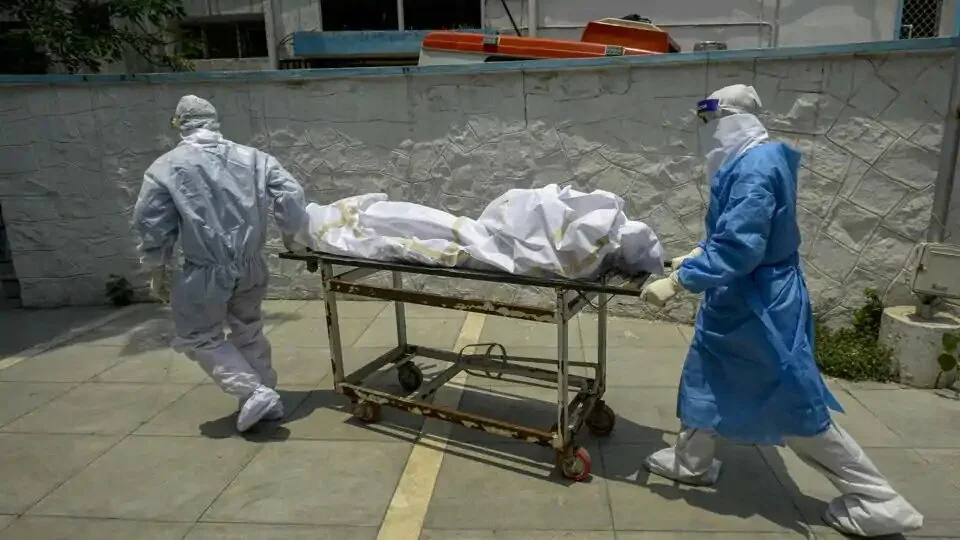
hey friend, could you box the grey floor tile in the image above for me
[266,318,373,349]
[846,388,960,448]
[421,531,614,539]
[94,348,207,384]
[185,523,378,540]
[578,316,687,349]
[0,306,114,359]
[30,436,259,521]
[281,384,423,443]
[761,444,960,538]
[297,300,388,320]
[677,325,694,343]
[269,348,333,386]
[582,347,686,387]
[598,386,682,444]
[0,346,127,382]
[447,383,566,445]
[479,317,582,348]
[202,440,411,526]
[135,384,311,438]
[425,441,611,530]
[0,516,12,532]
[615,534,809,539]
[71,308,174,354]
[0,516,191,540]
[827,385,907,448]
[603,444,809,533]
[0,382,76,428]
[0,433,120,514]
[464,347,588,387]
[3,382,193,435]
[355,316,465,349]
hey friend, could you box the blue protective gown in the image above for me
[675,141,843,445]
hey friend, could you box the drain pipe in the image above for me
[263,0,278,70]
[927,43,960,243]
[772,0,782,47]
[527,0,538,37]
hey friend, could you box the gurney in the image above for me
[281,250,654,481]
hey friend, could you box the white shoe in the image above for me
[643,447,722,486]
[237,386,281,432]
[263,401,285,421]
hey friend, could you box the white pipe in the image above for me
[772,0,782,47]
[263,0,278,70]
[928,45,960,243]
[527,0,537,37]
[397,0,405,30]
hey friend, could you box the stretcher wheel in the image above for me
[558,446,592,481]
[585,402,616,436]
[353,401,381,423]
[397,363,424,392]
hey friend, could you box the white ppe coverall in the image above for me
[641,84,923,537]
[133,95,309,432]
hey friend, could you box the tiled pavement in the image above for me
[0,300,958,539]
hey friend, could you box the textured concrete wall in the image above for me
[0,46,952,322]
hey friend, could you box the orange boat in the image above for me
[419,17,680,66]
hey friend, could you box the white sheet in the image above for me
[292,184,664,279]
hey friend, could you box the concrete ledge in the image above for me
[879,305,960,389]
[0,36,954,86]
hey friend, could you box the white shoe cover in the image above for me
[644,447,722,486]
[237,386,280,432]
[263,401,285,421]
[823,495,924,537]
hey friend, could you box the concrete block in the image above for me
[879,306,960,389]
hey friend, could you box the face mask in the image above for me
[698,122,725,183]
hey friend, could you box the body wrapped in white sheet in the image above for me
[292,184,664,279]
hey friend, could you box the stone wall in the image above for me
[0,42,953,322]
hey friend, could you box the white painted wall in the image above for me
[0,44,952,324]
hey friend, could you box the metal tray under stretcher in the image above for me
[279,251,651,481]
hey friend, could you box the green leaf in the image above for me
[943,333,960,353]
[937,353,958,371]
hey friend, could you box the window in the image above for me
[321,0,398,31]
[898,0,943,39]
[402,0,481,30]
[181,18,268,59]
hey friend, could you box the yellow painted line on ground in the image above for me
[0,304,148,372]
[376,312,486,540]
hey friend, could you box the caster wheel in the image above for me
[586,402,616,436]
[397,362,424,392]
[353,401,381,423]
[558,446,592,481]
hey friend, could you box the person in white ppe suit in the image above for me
[639,84,923,537]
[133,95,309,433]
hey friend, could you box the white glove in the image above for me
[671,247,703,270]
[640,272,682,307]
[149,266,171,304]
[282,233,308,254]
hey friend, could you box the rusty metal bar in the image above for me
[415,362,464,400]
[344,346,410,385]
[457,354,592,389]
[321,262,346,390]
[327,280,556,322]
[280,252,650,297]
[555,288,571,451]
[342,384,556,445]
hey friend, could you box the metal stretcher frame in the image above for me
[279,251,651,480]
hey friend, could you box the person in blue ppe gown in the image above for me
[133,95,310,433]
[639,84,923,537]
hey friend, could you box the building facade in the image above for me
[173,0,954,71]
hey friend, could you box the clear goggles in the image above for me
[696,98,721,124]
